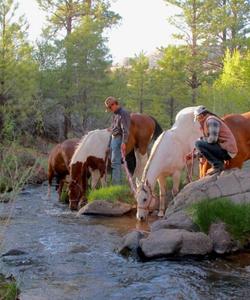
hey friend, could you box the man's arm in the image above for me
[120,111,131,144]
[206,118,220,143]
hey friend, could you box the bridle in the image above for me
[69,179,83,206]
[137,183,158,212]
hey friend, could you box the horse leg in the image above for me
[58,178,65,200]
[90,169,100,189]
[172,170,181,197]
[47,169,54,199]
[133,150,148,181]
[157,174,167,217]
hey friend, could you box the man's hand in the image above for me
[121,143,126,157]
[185,153,193,161]
[199,157,206,164]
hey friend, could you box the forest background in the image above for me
[0,0,250,144]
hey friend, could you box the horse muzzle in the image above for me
[69,199,79,210]
[136,209,148,221]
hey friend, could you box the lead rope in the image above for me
[185,149,195,182]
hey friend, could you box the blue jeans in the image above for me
[195,140,231,169]
[111,136,122,185]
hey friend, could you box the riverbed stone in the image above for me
[78,200,132,216]
[140,229,183,258]
[151,211,198,232]
[140,229,213,258]
[208,222,234,254]
[118,231,146,256]
[179,231,213,255]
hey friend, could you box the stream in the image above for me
[0,184,250,300]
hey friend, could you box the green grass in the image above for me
[88,185,135,205]
[0,275,19,300]
[189,197,250,241]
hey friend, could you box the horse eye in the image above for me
[143,198,147,202]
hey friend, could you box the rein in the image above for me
[121,151,137,195]
[185,149,195,182]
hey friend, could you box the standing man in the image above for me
[194,105,238,176]
[104,96,131,185]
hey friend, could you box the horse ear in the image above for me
[136,178,140,188]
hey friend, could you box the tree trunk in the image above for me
[169,96,174,126]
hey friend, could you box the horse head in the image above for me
[135,179,156,221]
[68,161,88,210]
[68,179,85,210]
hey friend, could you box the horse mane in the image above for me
[70,129,111,165]
[141,131,167,184]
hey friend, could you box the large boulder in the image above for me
[118,231,147,257]
[78,200,132,216]
[139,229,213,258]
[166,168,250,218]
[151,211,199,232]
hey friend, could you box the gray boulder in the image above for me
[118,231,147,256]
[78,200,132,216]
[140,229,213,258]
[166,169,250,218]
[151,211,198,232]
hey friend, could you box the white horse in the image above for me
[135,106,203,221]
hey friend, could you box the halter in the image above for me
[69,179,83,204]
[137,183,158,212]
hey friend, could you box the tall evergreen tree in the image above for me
[36,0,120,138]
[0,0,38,140]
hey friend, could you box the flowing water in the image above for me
[0,184,250,300]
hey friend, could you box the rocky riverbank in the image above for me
[119,168,250,259]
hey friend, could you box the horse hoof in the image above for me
[158,211,164,217]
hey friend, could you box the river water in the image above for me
[0,184,250,300]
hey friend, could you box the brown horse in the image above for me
[68,114,162,210]
[200,112,250,177]
[47,138,79,199]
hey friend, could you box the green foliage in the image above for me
[151,46,191,127]
[0,0,39,140]
[0,274,19,300]
[190,198,250,241]
[88,185,135,204]
[36,0,120,136]
[60,184,69,203]
[0,142,39,200]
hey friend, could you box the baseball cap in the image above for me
[104,96,118,112]
[194,105,208,120]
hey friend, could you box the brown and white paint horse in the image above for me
[68,113,162,210]
[200,111,250,177]
[47,138,79,199]
[69,129,111,210]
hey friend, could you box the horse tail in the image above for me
[125,150,136,176]
[150,116,163,141]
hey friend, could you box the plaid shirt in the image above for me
[204,118,220,143]
[111,107,131,143]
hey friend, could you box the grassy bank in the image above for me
[190,198,250,241]
[0,141,48,200]
[0,274,19,300]
[88,185,135,205]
